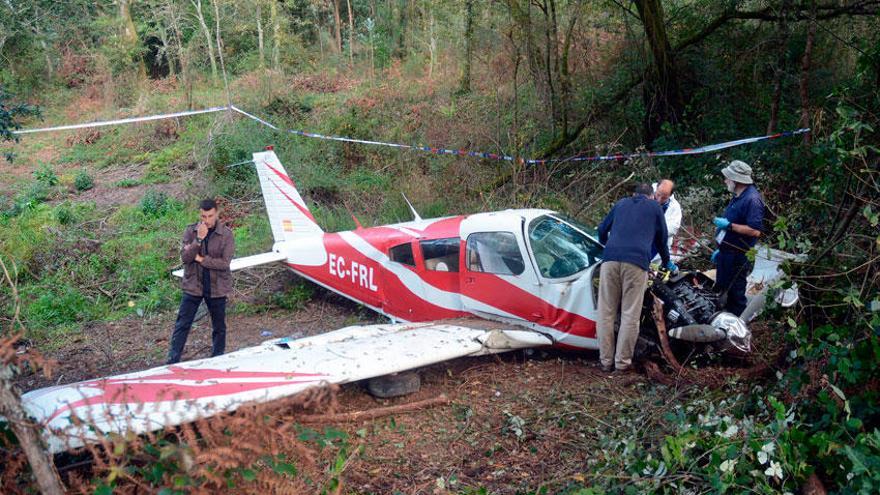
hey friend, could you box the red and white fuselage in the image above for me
[254,149,604,349]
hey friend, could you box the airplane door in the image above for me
[523,214,605,342]
[382,238,465,321]
[530,263,600,341]
[460,230,541,322]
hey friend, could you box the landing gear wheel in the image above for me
[367,371,421,398]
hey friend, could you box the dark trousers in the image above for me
[715,250,751,316]
[167,292,227,364]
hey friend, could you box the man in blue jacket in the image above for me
[711,160,764,316]
[597,183,676,372]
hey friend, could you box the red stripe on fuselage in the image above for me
[462,273,597,339]
[418,216,465,238]
[286,233,465,320]
[357,226,416,254]
[353,216,465,254]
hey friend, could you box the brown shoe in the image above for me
[600,364,613,373]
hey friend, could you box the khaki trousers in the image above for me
[597,261,648,370]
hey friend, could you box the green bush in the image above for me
[140,189,170,216]
[0,204,54,272]
[3,181,53,216]
[21,282,98,332]
[270,282,314,311]
[137,280,178,313]
[74,169,94,191]
[0,195,20,218]
[55,203,76,225]
[33,163,58,186]
[114,178,140,188]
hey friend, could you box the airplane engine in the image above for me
[638,270,752,358]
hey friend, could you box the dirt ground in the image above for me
[326,351,643,494]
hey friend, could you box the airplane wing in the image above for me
[20,320,551,454]
[171,251,288,277]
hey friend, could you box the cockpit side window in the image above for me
[528,215,602,278]
[466,232,525,276]
[389,242,416,267]
[420,238,460,272]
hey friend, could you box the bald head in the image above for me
[655,179,674,206]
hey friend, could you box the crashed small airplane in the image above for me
[20,148,797,454]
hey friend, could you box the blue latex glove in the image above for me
[711,249,719,264]
[666,261,678,273]
[713,217,731,230]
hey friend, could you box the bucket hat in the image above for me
[721,160,753,184]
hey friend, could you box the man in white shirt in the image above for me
[652,179,682,255]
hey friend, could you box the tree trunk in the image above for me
[191,0,218,80]
[369,25,375,79]
[158,25,175,77]
[119,0,147,79]
[559,10,580,140]
[458,0,475,93]
[313,6,325,60]
[396,0,407,57]
[505,0,559,131]
[331,0,343,53]
[0,368,65,495]
[346,0,355,68]
[427,8,436,78]
[168,0,188,85]
[548,0,562,129]
[212,0,231,103]
[633,0,683,142]
[270,0,280,70]
[40,38,54,78]
[799,2,817,143]
[256,2,265,68]
[767,0,791,134]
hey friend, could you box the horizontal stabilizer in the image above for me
[172,251,288,277]
[22,320,552,454]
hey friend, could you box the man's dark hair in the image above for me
[199,198,218,211]
[633,183,653,197]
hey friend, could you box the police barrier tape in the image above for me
[12,103,809,164]
[230,105,809,164]
[11,106,230,135]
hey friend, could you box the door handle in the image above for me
[465,276,475,283]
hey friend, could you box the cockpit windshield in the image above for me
[528,215,603,279]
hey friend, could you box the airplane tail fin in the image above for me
[252,149,323,242]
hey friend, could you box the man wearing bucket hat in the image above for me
[711,160,764,315]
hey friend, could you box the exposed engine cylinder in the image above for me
[650,272,721,328]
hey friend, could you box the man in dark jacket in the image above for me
[596,183,676,372]
[711,160,764,316]
[167,198,235,364]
